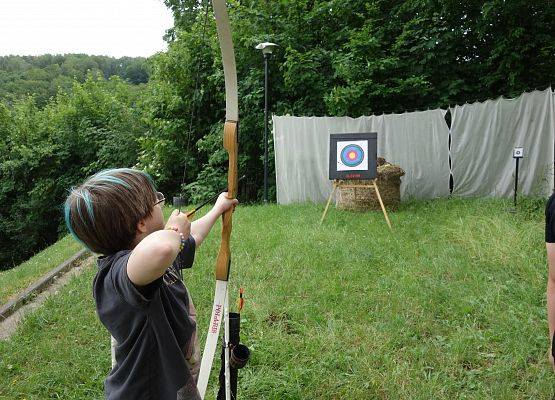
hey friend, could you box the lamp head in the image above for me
[255,42,278,55]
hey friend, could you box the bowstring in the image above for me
[179,0,212,208]
[178,0,211,281]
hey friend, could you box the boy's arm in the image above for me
[190,192,238,246]
[190,208,220,247]
[127,229,182,286]
[547,243,555,370]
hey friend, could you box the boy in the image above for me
[64,168,238,399]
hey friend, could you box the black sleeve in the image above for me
[109,251,162,307]
[546,194,555,243]
[176,235,196,270]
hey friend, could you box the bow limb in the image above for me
[197,1,238,398]
[213,0,238,281]
[212,0,238,123]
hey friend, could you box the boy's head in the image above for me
[64,168,164,255]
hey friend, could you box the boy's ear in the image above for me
[136,218,148,234]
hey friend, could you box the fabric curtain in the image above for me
[450,88,554,197]
[272,110,450,204]
[272,116,372,204]
[368,109,450,199]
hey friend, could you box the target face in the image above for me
[340,144,364,167]
[337,140,368,171]
[329,133,377,180]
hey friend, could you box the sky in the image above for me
[0,0,174,58]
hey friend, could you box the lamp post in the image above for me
[255,42,278,203]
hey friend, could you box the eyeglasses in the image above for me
[154,191,165,207]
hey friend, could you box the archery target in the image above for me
[329,132,377,180]
[337,140,368,171]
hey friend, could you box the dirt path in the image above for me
[0,257,93,340]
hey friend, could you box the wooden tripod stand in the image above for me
[319,179,392,229]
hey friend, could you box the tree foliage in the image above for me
[0,76,146,269]
[144,0,553,202]
[0,54,149,107]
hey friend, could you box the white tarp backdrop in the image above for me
[272,110,450,204]
[272,116,372,204]
[450,88,554,197]
[272,88,554,205]
[368,110,451,199]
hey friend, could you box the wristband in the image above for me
[179,232,186,251]
[166,227,186,251]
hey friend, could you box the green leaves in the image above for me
[0,54,149,107]
[0,76,146,268]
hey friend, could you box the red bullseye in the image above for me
[348,151,356,160]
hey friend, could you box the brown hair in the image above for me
[64,168,157,255]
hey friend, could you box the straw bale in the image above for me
[336,159,405,211]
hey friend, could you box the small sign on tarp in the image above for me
[513,147,524,158]
[512,146,524,207]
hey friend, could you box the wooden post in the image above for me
[320,180,337,225]
[373,180,392,230]
[321,180,393,230]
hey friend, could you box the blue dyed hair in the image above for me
[64,168,157,254]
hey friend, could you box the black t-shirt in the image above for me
[93,236,200,400]
[546,192,555,243]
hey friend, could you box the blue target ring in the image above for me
[340,144,364,167]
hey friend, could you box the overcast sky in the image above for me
[0,0,174,58]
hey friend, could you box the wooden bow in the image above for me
[197,1,238,398]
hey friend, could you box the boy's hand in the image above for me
[214,192,239,216]
[165,209,191,237]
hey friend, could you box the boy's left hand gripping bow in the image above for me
[197,0,238,398]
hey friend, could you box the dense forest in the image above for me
[0,54,149,106]
[1,0,553,269]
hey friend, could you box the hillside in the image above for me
[0,54,148,106]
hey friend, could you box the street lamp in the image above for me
[255,42,278,203]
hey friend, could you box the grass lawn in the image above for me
[0,198,552,399]
[0,235,84,305]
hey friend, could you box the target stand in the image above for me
[320,132,392,229]
[319,179,392,229]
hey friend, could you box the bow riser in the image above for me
[216,121,238,281]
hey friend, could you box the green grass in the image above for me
[0,235,84,304]
[0,198,553,399]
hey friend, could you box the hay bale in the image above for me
[336,160,405,211]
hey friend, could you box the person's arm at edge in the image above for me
[547,243,555,370]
